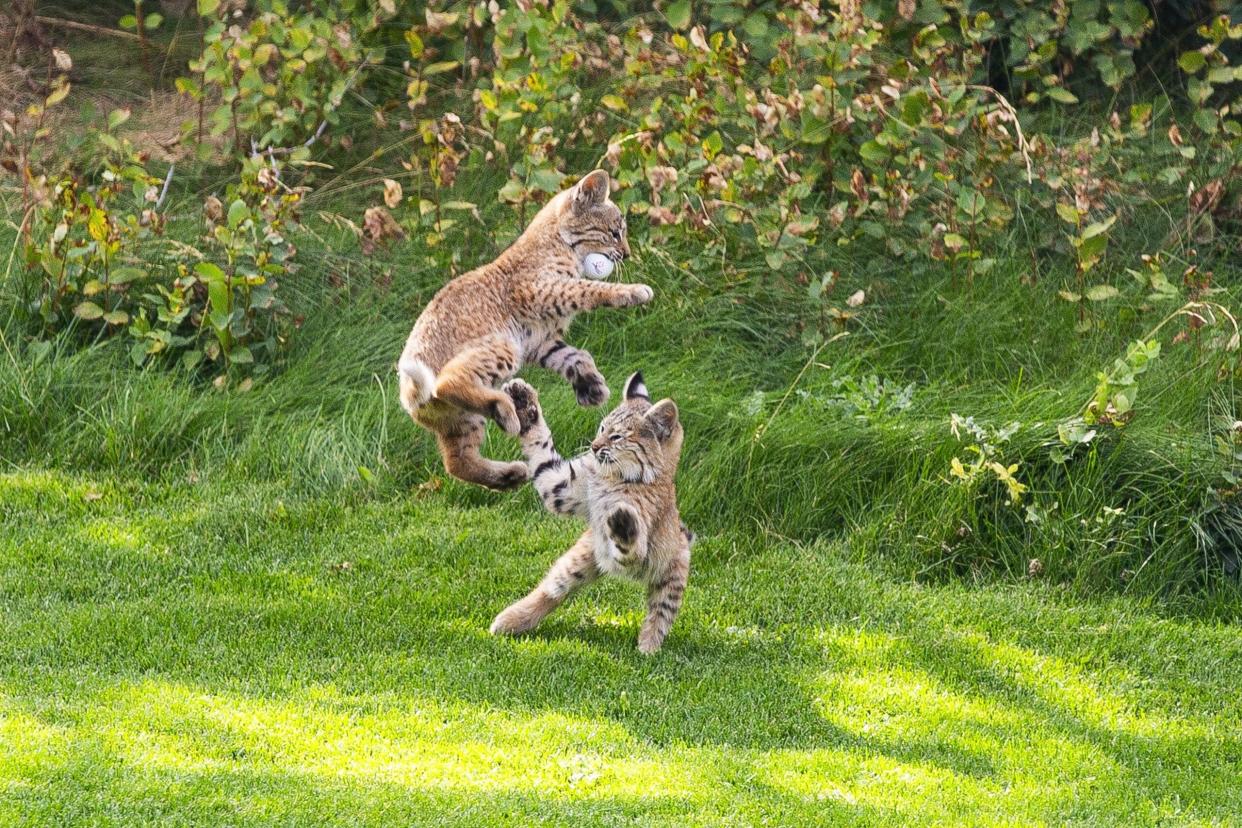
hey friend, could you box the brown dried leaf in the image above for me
[850,168,867,202]
[1189,179,1225,216]
[382,178,403,209]
[361,206,405,254]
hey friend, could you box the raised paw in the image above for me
[628,284,654,306]
[572,369,610,408]
[488,461,528,491]
[489,396,522,436]
[502,379,542,435]
[606,506,640,549]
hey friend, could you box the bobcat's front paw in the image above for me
[572,369,609,408]
[502,379,542,435]
[627,284,654,306]
[606,505,642,560]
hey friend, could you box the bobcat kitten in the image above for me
[491,373,693,654]
[397,170,653,491]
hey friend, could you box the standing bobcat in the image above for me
[397,170,653,490]
[491,373,693,654]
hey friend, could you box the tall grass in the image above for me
[1,118,1239,605]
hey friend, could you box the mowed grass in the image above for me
[2,469,1241,826]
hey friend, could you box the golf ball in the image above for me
[581,253,615,279]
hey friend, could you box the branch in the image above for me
[34,16,141,42]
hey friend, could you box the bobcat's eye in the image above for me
[609,433,623,443]
[611,229,621,241]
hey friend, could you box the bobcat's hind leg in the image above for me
[434,336,523,435]
[436,414,528,491]
[638,552,689,655]
[491,532,599,636]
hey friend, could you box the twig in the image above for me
[34,16,141,42]
[155,162,175,211]
[305,118,329,148]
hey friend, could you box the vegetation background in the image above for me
[1,1,1240,824]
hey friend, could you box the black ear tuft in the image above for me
[623,371,650,401]
[572,169,610,213]
[642,399,679,441]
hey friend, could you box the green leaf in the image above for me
[1056,203,1080,224]
[1085,284,1119,301]
[859,140,889,164]
[103,309,130,325]
[74,302,104,320]
[1058,290,1081,302]
[702,130,723,157]
[1193,107,1218,134]
[423,61,460,76]
[1046,87,1079,104]
[194,261,226,282]
[955,189,986,217]
[943,232,967,251]
[497,179,526,204]
[197,0,220,16]
[405,30,424,59]
[144,13,163,29]
[1081,215,1116,239]
[119,14,138,29]
[666,0,692,30]
[230,346,254,364]
[1178,51,1206,74]
[108,266,146,284]
[600,94,628,112]
[108,108,131,130]
[227,199,249,229]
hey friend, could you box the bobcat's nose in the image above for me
[620,237,631,259]
[591,437,607,453]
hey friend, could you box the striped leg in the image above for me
[490,532,599,636]
[503,379,590,518]
[532,338,608,407]
[434,335,522,435]
[637,552,689,654]
[435,414,527,491]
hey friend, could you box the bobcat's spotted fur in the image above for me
[490,373,693,654]
[397,170,652,490]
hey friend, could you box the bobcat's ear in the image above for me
[572,169,610,213]
[623,371,650,401]
[642,399,679,441]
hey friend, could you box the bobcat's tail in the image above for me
[398,356,436,414]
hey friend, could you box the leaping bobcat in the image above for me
[397,170,653,490]
[491,373,693,654]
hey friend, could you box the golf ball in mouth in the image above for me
[581,253,615,279]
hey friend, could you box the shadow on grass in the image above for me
[2,478,1240,824]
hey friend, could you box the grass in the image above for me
[3,470,1241,826]
[2,32,1242,823]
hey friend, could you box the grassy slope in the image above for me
[2,73,1242,823]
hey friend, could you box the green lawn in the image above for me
[2,468,1240,826]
